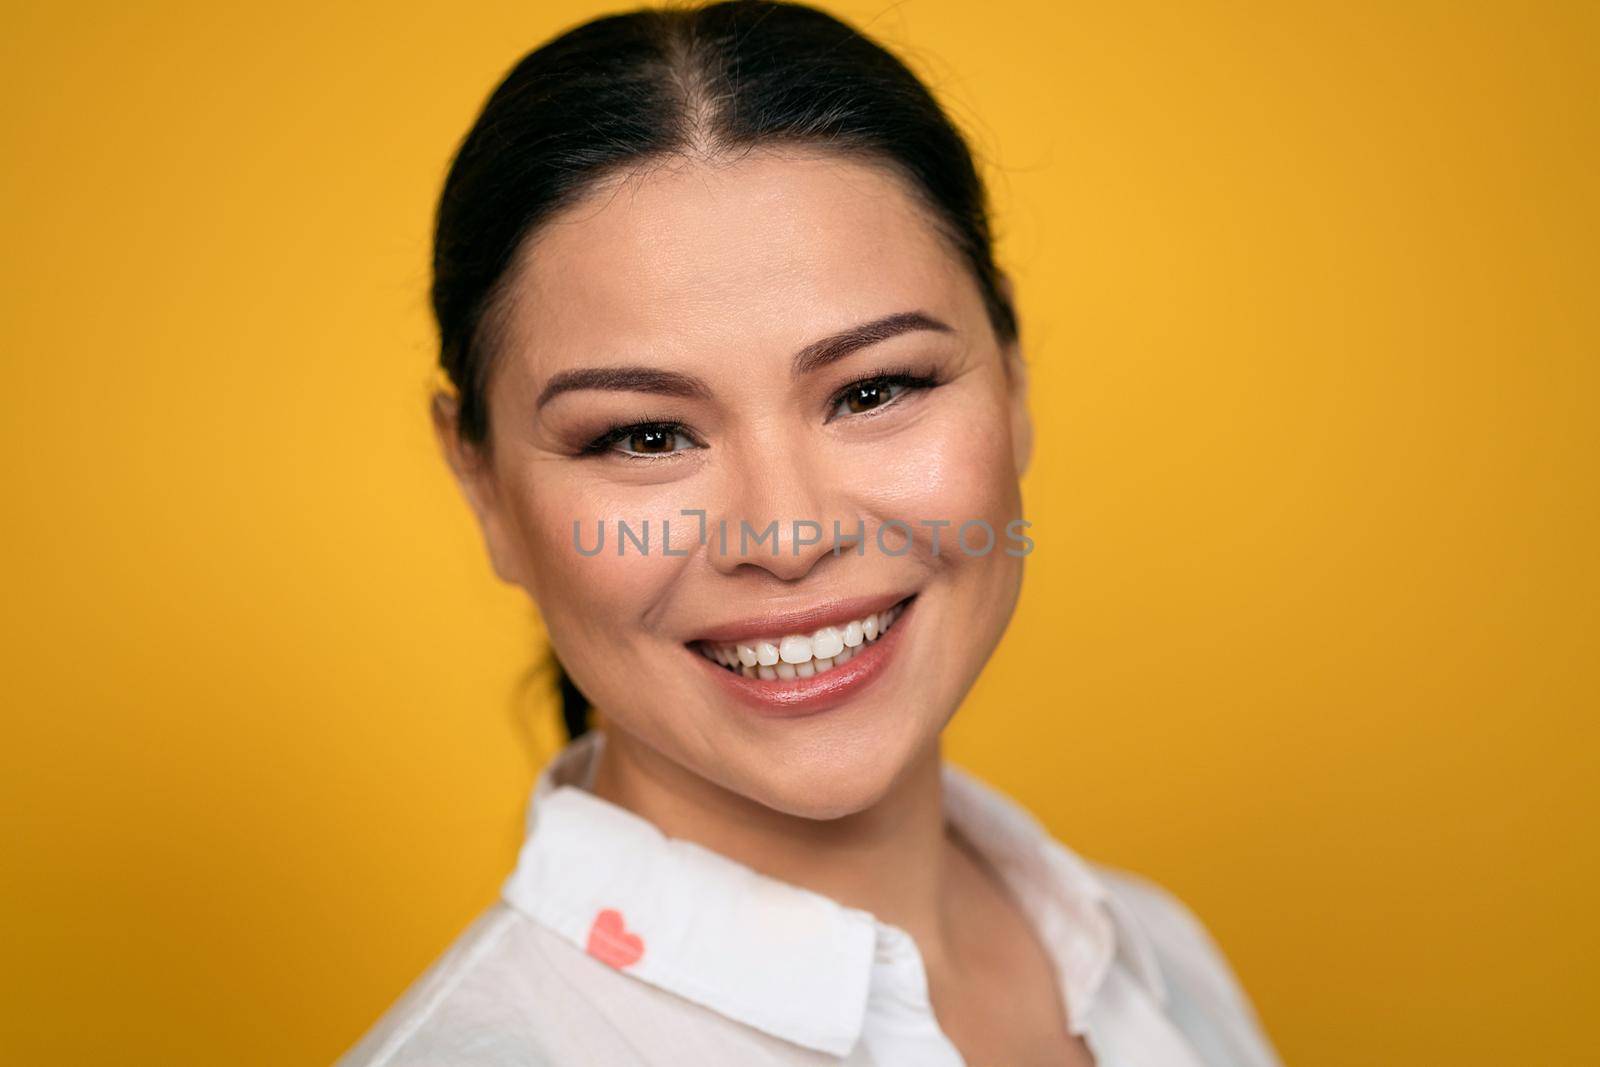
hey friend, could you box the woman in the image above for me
[342,2,1282,1064]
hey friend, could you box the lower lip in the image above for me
[688,597,916,718]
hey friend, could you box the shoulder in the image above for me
[336,904,525,1066]
[1092,864,1256,1016]
[1090,864,1284,1067]
[335,903,641,1067]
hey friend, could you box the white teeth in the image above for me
[697,600,910,679]
[779,635,813,664]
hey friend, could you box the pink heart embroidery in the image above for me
[585,907,644,969]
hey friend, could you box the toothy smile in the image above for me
[694,599,909,680]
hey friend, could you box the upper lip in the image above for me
[688,591,915,644]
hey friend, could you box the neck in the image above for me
[587,722,967,973]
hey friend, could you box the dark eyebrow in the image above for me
[791,310,955,376]
[535,310,954,409]
[536,366,711,410]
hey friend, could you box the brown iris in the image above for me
[629,427,676,453]
[844,381,890,413]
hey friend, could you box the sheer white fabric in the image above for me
[339,731,1282,1066]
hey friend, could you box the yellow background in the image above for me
[3,1,1595,1063]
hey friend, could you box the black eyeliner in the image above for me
[826,366,941,419]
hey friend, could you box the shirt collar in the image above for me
[940,760,1170,1018]
[501,730,1167,1054]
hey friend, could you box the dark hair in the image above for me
[431,0,1019,740]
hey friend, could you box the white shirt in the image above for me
[339,730,1282,1066]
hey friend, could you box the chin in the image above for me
[734,719,933,822]
[754,780,893,822]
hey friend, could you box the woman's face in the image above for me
[442,150,1031,820]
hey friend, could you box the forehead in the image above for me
[496,150,971,370]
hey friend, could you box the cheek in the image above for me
[837,383,1026,699]
[504,475,694,662]
[837,388,1022,539]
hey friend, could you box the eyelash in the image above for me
[580,368,941,459]
[824,369,939,422]
[579,418,702,458]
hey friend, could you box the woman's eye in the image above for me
[625,427,681,454]
[828,373,936,420]
[585,423,700,458]
[842,381,895,414]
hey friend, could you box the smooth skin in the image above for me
[434,148,1093,1066]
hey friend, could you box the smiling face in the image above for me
[437,149,1031,821]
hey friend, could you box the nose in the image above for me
[704,441,861,582]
